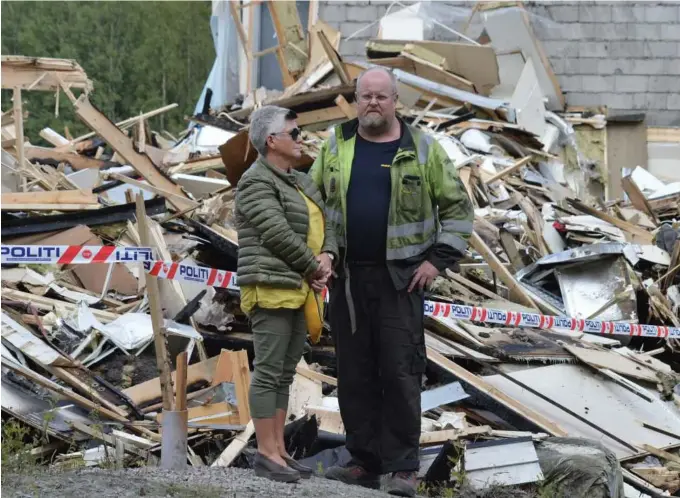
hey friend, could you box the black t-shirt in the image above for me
[345,132,400,263]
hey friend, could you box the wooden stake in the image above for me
[135,194,174,411]
[175,351,188,412]
[13,87,26,192]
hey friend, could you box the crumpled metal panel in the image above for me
[554,256,637,322]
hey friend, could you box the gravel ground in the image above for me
[2,467,399,498]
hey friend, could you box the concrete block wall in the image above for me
[318,1,680,126]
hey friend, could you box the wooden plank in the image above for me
[445,269,507,302]
[69,421,149,459]
[124,355,220,407]
[420,426,491,445]
[484,155,533,184]
[267,2,295,87]
[562,344,659,383]
[498,228,524,272]
[427,347,568,436]
[1,67,91,91]
[1,203,101,211]
[566,198,653,244]
[401,52,476,94]
[267,0,307,77]
[107,172,198,207]
[606,120,647,200]
[3,358,130,424]
[175,351,188,412]
[1,288,119,322]
[334,95,357,119]
[135,195,174,411]
[295,366,338,386]
[230,350,251,425]
[640,444,680,466]
[305,406,345,434]
[25,146,112,170]
[622,175,658,224]
[72,96,193,211]
[158,401,239,426]
[211,420,255,467]
[2,189,98,205]
[229,0,252,61]
[13,87,25,191]
[297,106,348,126]
[647,127,680,143]
[212,349,235,386]
[69,103,178,145]
[469,231,538,309]
[317,30,351,85]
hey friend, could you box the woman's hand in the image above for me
[315,253,333,277]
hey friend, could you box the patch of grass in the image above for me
[1,418,39,474]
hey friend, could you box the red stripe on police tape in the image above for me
[2,244,678,338]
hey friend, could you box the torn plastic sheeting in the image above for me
[535,437,624,498]
[100,313,202,351]
[353,60,516,121]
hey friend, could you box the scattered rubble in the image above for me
[2,2,679,498]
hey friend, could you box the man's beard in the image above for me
[358,112,389,134]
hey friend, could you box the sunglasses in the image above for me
[270,127,302,141]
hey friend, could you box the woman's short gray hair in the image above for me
[248,105,296,156]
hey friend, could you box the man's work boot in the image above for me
[324,463,381,489]
[384,471,418,497]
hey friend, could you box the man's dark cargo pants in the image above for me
[329,264,426,474]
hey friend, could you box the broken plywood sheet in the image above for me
[288,358,323,420]
[481,7,564,110]
[562,344,660,383]
[510,59,546,138]
[367,39,499,95]
[483,364,680,458]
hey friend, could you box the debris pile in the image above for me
[2,2,679,497]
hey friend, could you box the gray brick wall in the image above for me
[319,1,680,126]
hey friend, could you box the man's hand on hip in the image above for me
[408,261,439,293]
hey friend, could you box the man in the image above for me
[309,67,474,497]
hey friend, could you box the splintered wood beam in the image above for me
[135,195,175,411]
[73,96,193,212]
[567,198,653,244]
[13,88,25,191]
[2,190,99,205]
[25,146,112,170]
[484,155,533,184]
[211,420,255,467]
[230,0,252,60]
[318,30,351,85]
[621,175,658,225]
[334,95,357,119]
[469,231,538,309]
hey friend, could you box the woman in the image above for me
[235,105,337,483]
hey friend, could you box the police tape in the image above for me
[3,245,678,339]
[1,245,154,265]
[424,301,680,339]
[143,260,239,290]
